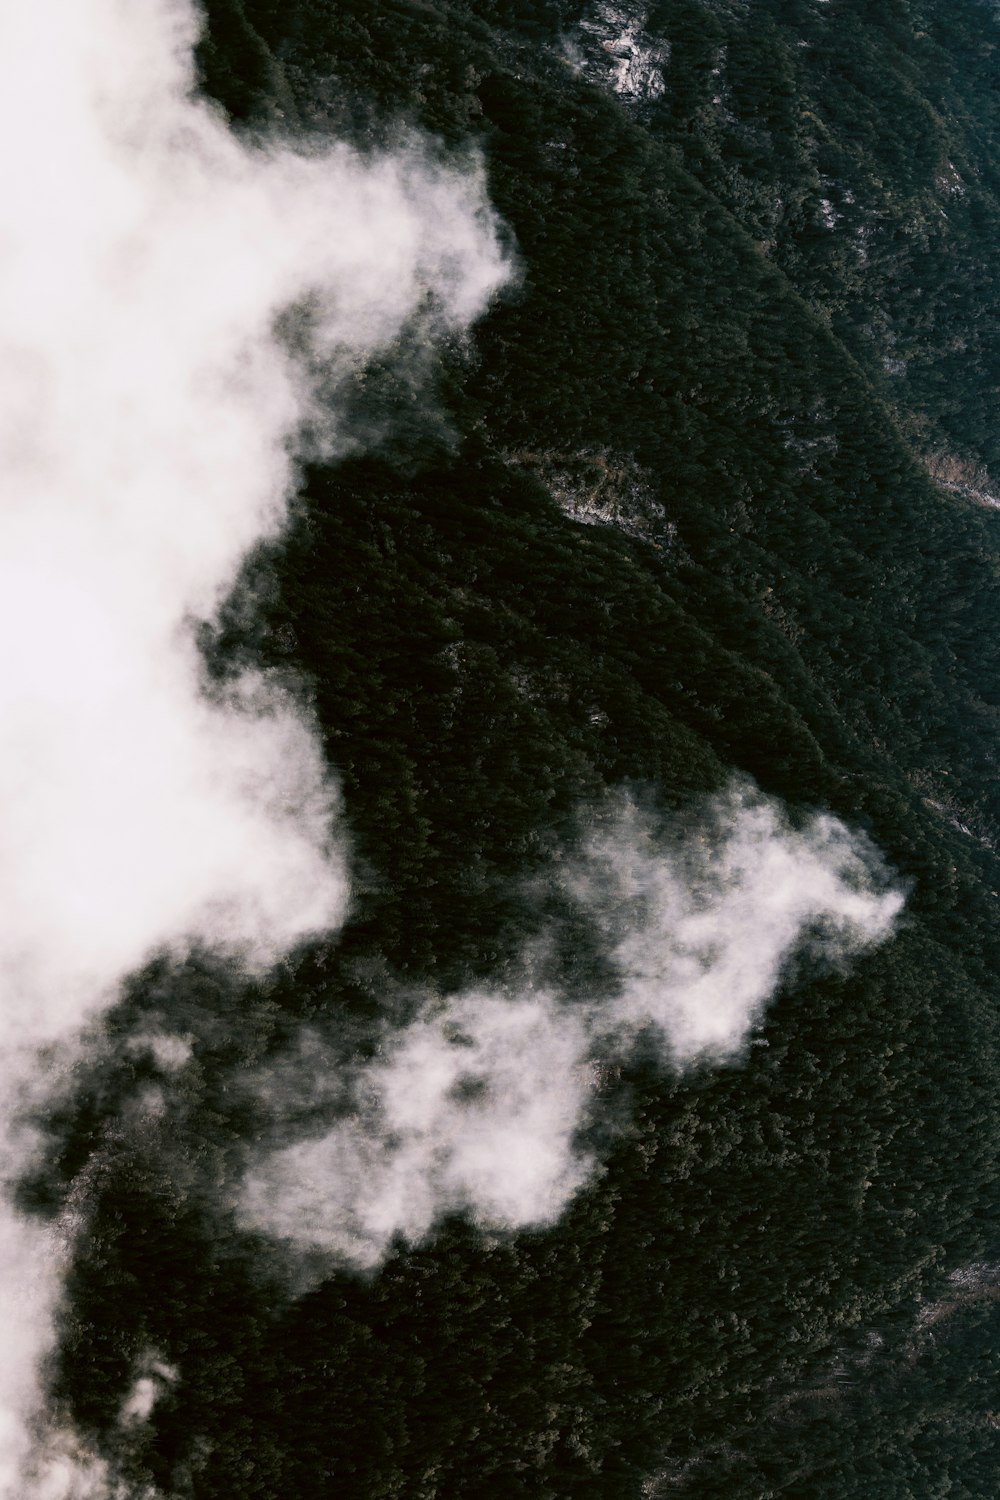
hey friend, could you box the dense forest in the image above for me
[25,0,1000,1495]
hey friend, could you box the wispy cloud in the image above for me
[571,782,904,1059]
[241,782,903,1270]
[243,992,595,1270]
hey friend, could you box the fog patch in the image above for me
[124,1035,193,1074]
[119,1355,178,1428]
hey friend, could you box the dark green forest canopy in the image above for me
[41,1,1000,1494]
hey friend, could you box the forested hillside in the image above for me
[30,1,1000,1495]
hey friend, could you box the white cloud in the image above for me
[119,1353,178,1428]
[243,992,594,1268]
[242,783,903,1271]
[571,782,905,1060]
[0,0,508,1490]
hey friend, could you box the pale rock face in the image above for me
[501,447,674,550]
[571,3,669,104]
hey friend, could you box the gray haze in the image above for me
[242,783,903,1269]
[0,0,508,1492]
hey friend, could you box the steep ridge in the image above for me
[30,2,1000,1495]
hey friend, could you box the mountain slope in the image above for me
[35,2,1000,1495]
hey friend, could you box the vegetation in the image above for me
[33,0,1000,1493]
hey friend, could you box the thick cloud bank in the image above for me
[0,1,506,1041]
[0,0,507,1492]
[242,784,904,1269]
